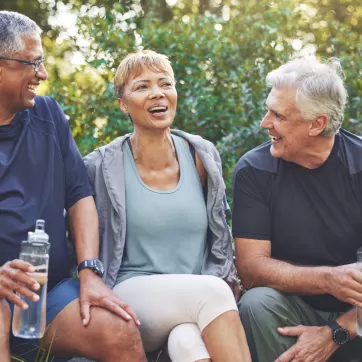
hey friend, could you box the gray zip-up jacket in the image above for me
[83,129,235,288]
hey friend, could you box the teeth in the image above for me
[28,85,38,91]
[149,106,166,112]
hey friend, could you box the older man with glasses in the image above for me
[0,11,146,362]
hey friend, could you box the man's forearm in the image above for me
[68,196,99,263]
[238,255,332,295]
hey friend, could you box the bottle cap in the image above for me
[29,219,49,244]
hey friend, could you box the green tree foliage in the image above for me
[0,0,51,30]
[4,0,362,202]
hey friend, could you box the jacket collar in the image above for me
[100,130,223,216]
[100,134,130,217]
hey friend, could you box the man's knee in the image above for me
[238,287,286,325]
[0,299,11,338]
[44,301,146,362]
[238,288,293,362]
[0,299,11,361]
[92,308,144,358]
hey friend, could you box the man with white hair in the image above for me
[233,58,362,362]
[0,11,146,362]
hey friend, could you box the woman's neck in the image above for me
[130,127,177,171]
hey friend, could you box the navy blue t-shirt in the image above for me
[0,96,93,291]
[232,129,362,312]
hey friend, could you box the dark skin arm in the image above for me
[68,196,140,326]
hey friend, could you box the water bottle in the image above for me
[356,247,362,336]
[12,220,50,339]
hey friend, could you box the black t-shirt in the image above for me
[232,129,362,312]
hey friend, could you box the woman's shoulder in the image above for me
[171,130,221,185]
[85,135,129,162]
[171,130,217,154]
[83,134,130,176]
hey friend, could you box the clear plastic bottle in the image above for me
[12,220,50,339]
[357,247,362,336]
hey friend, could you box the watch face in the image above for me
[95,259,105,275]
[333,328,349,345]
[78,259,104,277]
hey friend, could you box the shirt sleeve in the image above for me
[51,98,94,209]
[232,165,271,240]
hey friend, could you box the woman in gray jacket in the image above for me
[84,50,251,362]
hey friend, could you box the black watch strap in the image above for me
[327,320,350,345]
[77,259,104,277]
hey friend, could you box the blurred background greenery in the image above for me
[1,0,361,204]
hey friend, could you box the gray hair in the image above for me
[266,57,348,136]
[0,11,42,57]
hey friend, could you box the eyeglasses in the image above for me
[0,56,45,72]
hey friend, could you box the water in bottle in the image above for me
[356,247,362,336]
[12,220,50,339]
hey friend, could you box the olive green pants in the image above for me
[238,287,362,362]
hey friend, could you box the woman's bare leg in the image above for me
[202,310,251,362]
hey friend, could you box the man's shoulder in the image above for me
[24,96,64,129]
[339,128,362,148]
[338,129,362,175]
[234,140,279,175]
[31,96,60,116]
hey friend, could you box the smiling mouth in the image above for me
[271,136,282,142]
[148,106,168,115]
[27,84,39,93]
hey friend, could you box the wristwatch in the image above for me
[327,320,350,345]
[77,259,104,278]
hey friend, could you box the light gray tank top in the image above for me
[116,135,208,285]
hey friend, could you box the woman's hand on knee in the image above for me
[79,272,141,326]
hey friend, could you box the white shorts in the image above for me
[113,274,237,362]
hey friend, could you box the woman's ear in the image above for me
[118,98,128,114]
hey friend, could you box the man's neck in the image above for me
[0,107,16,126]
[294,135,336,169]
